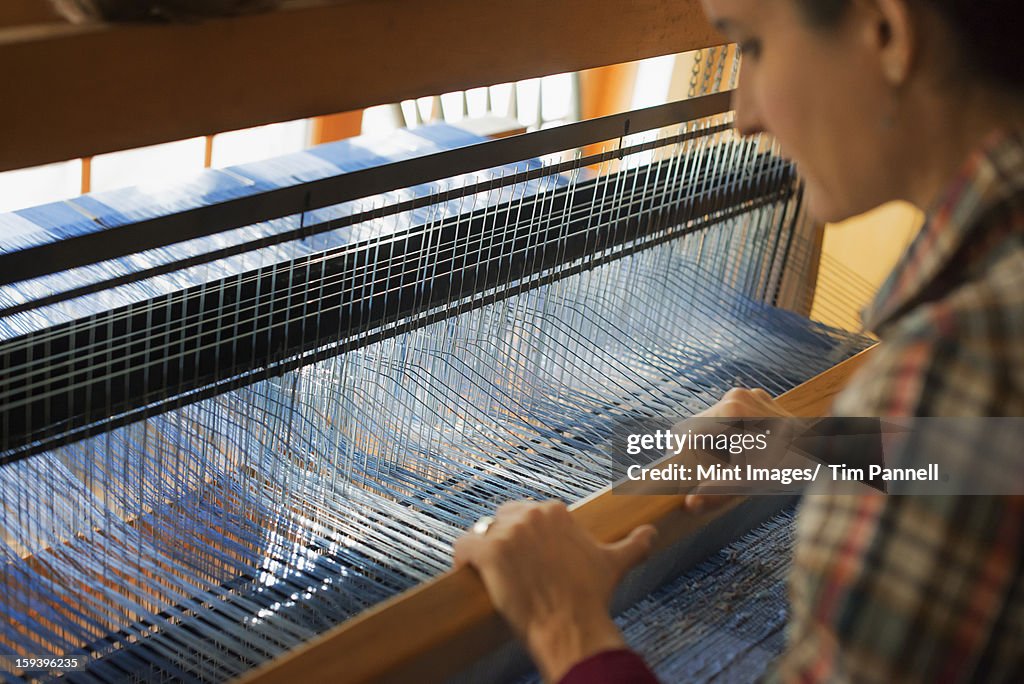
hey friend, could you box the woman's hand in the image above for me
[453,500,656,683]
[682,388,793,513]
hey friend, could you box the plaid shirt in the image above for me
[772,129,1024,683]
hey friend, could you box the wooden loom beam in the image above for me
[0,0,724,173]
[0,1,61,28]
[238,345,878,684]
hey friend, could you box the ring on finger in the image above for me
[472,515,495,535]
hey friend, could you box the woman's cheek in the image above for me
[758,84,804,164]
[802,174,841,223]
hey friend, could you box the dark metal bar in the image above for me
[0,123,733,320]
[0,92,731,288]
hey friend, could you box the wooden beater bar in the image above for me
[238,345,878,684]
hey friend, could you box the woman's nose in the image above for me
[731,67,765,136]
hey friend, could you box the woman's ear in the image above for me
[868,0,916,86]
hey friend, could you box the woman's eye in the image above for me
[738,39,762,59]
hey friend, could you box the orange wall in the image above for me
[811,201,923,330]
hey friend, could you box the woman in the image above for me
[454,1,1024,682]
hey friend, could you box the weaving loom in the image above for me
[0,3,876,682]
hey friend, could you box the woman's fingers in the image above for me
[451,530,482,568]
[456,505,654,572]
[454,503,659,592]
[603,524,658,580]
[683,492,738,513]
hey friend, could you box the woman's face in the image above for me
[701,0,897,222]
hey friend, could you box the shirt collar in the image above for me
[862,128,1024,332]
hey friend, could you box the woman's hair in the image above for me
[793,0,1023,89]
